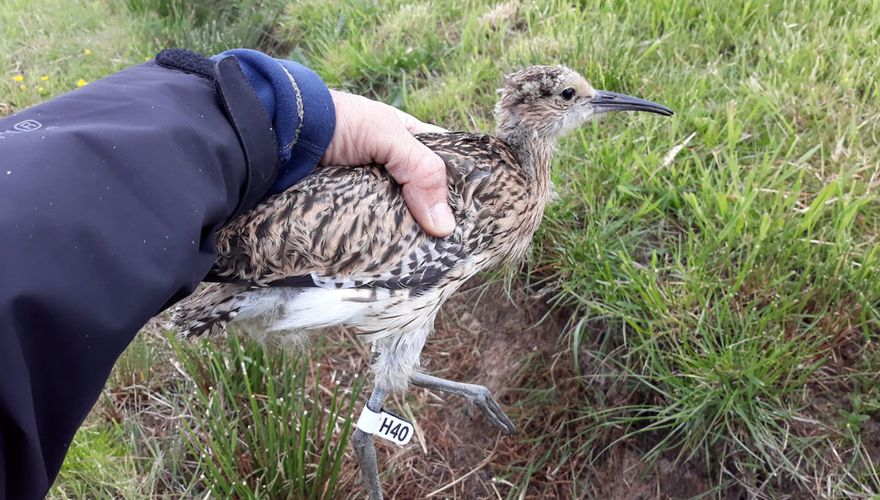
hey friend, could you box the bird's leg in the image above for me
[409,372,516,435]
[351,385,387,500]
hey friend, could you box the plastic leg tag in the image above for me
[356,406,414,446]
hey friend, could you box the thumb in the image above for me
[380,132,454,237]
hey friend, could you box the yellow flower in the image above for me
[76,79,88,87]
[83,48,92,56]
[19,84,27,91]
[12,74,24,82]
[37,86,45,93]
[40,75,49,81]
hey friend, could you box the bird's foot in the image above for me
[463,384,517,435]
[409,371,516,435]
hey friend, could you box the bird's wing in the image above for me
[211,132,523,291]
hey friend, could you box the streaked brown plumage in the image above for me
[172,65,672,499]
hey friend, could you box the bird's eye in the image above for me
[560,87,576,101]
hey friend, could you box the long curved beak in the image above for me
[591,90,674,116]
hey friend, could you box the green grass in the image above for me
[0,0,152,109]
[48,423,143,498]
[128,0,289,55]
[44,326,362,499]
[172,336,361,498]
[3,0,879,497]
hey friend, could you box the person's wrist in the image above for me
[212,49,336,196]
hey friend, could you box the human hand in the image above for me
[320,90,454,237]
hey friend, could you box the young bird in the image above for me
[172,65,672,499]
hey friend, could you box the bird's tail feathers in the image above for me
[170,283,254,338]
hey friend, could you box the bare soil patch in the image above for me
[334,280,712,499]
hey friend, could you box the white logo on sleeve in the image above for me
[0,119,43,139]
[14,119,42,132]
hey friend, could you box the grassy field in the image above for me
[3,0,879,497]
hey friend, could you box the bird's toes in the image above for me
[469,386,516,435]
[493,412,517,436]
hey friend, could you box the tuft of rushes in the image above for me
[171,337,361,498]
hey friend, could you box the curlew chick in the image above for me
[172,65,672,499]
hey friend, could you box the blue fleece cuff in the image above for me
[212,49,336,195]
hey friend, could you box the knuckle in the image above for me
[475,386,491,402]
[421,163,447,188]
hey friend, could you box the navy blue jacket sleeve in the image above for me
[0,50,334,499]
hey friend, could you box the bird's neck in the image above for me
[496,126,555,198]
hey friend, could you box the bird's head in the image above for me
[494,65,673,146]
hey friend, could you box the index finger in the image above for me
[394,109,448,135]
